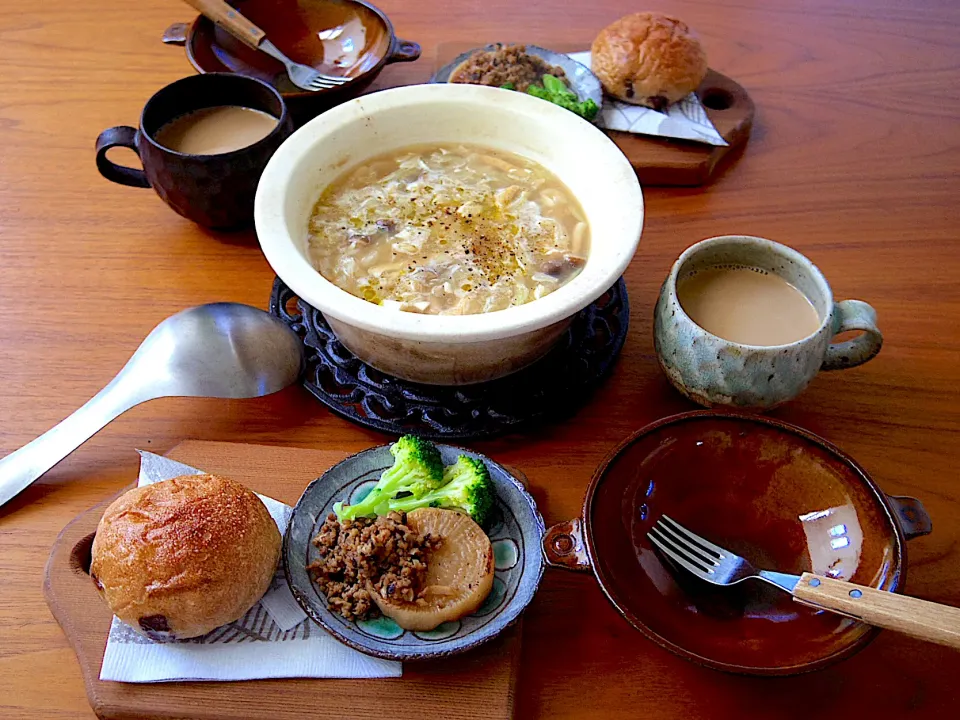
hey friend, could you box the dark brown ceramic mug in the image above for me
[95,73,293,229]
[542,411,932,675]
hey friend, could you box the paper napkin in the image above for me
[98,452,401,683]
[568,51,728,147]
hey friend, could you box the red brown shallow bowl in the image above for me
[543,411,932,675]
[163,0,420,124]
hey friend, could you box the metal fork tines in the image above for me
[260,40,350,91]
[647,515,960,650]
[184,0,350,93]
[648,515,799,593]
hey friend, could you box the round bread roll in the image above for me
[90,474,281,640]
[591,13,708,110]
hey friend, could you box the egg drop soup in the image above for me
[306,144,589,315]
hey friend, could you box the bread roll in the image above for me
[591,13,708,110]
[90,474,281,640]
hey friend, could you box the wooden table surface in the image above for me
[1,0,959,717]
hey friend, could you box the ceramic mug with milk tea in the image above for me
[95,73,293,229]
[654,235,883,409]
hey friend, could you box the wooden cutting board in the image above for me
[435,43,754,186]
[42,441,522,720]
[606,69,754,186]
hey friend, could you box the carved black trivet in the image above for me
[268,277,629,440]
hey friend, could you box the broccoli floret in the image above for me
[526,83,552,101]
[542,74,574,98]
[579,98,599,120]
[334,436,444,520]
[387,454,496,527]
[526,75,599,121]
[548,93,600,120]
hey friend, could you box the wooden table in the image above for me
[1,0,958,717]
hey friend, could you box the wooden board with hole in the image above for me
[607,69,754,186]
[434,43,754,186]
[42,441,522,720]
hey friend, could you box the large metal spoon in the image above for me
[0,303,304,509]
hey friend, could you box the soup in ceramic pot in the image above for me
[306,144,589,315]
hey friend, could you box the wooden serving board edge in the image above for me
[42,440,522,720]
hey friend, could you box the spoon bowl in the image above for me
[128,303,304,399]
[0,303,303,509]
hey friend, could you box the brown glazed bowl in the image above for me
[162,0,420,125]
[543,411,932,675]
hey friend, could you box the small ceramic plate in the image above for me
[283,444,545,660]
[430,44,603,123]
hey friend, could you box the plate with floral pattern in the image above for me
[283,443,545,660]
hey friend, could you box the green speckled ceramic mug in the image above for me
[654,236,883,410]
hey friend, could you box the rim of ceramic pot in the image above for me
[667,235,836,350]
[255,83,644,343]
[579,409,906,676]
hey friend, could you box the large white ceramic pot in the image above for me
[255,84,643,385]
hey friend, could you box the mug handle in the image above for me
[821,299,883,370]
[387,38,421,64]
[542,518,592,572]
[95,126,150,188]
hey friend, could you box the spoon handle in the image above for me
[0,372,150,508]
[182,0,266,49]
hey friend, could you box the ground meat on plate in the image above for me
[450,44,567,92]
[306,511,441,621]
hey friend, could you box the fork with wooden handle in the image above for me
[181,0,349,91]
[649,515,960,649]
